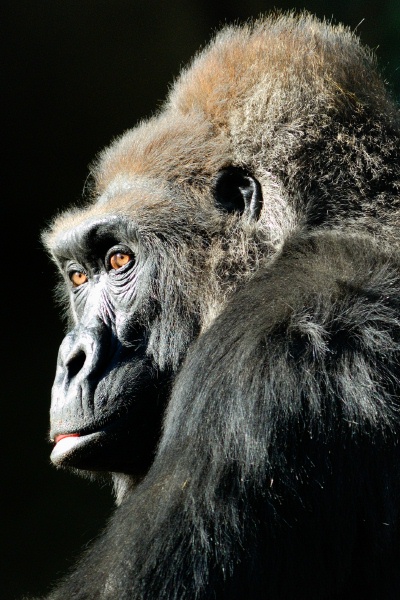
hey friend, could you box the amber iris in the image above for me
[110,252,131,270]
[71,271,88,287]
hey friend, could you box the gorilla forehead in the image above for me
[93,113,231,197]
[96,175,173,207]
[45,175,217,254]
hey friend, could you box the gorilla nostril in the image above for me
[66,350,87,378]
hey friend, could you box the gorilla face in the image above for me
[49,213,172,475]
[47,170,265,476]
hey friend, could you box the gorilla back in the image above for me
[41,14,400,600]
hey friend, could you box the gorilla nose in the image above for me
[65,348,89,378]
[59,323,110,381]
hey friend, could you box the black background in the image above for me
[3,1,399,598]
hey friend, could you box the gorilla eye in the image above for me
[106,246,135,271]
[110,253,131,269]
[70,271,88,287]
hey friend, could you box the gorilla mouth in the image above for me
[54,433,80,443]
[50,407,163,474]
[50,410,140,468]
[51,431,104,467]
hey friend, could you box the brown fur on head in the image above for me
[48,12,400,229]
[91,12,399,213]
[45,12,400,336]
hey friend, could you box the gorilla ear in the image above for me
[214,167,263,221]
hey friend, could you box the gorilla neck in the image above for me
[111,473,137,505]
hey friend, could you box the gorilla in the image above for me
[39,13,400,600]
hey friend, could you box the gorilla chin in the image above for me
[50,430,141,473]
[50,414,161,474]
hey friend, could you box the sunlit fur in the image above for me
[39,13,400,600]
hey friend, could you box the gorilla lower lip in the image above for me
[51,431,103,466]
